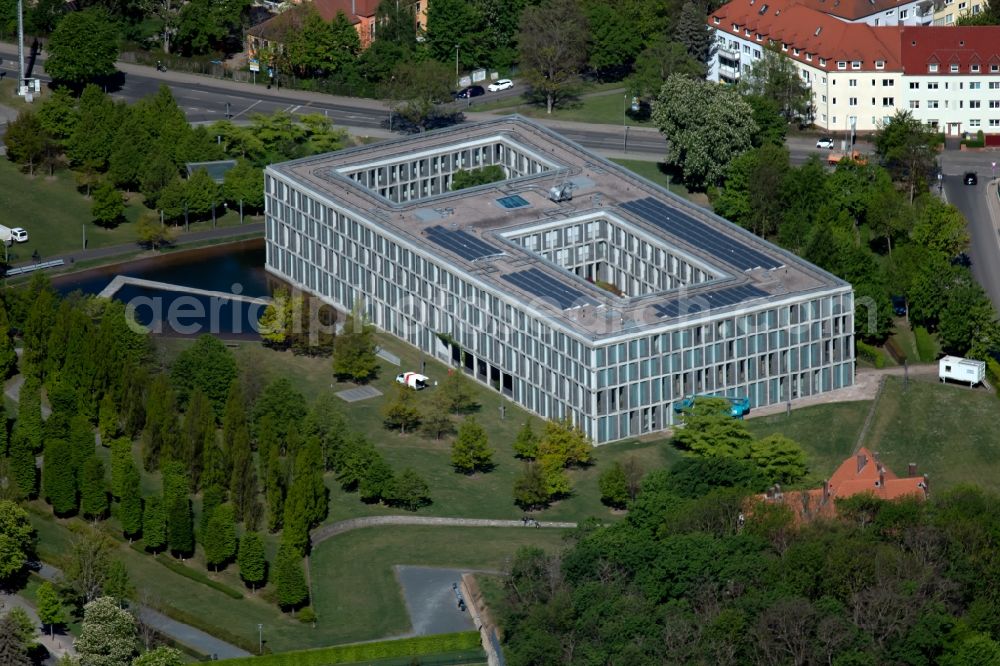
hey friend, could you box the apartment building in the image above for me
[264,117,853,444]
[709,0,1000,134]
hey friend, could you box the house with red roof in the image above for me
[760,447,928,521]
[709,0,1000,134]
[247,0,427,59]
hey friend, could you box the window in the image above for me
[970,82,981,89]
[820,57,828,66]
[872,97,877,105]
[929,63,939,72]
[970,100,981,108]
[909,81,920,89]
[928,100,939,108]
[946,14,953,22]
[793,48,800,56]
[970,119,981,127]
[909,100,920,108]
[837,61,847,69]
[959,1,966,7]
[900,9,909,17]
[991,119,1000,127]
[849,79,858,87]
[756,32,763,41]
[950,64,959,73]
[883,97,894,106]
[821,94,828,102]
[852,60,862,69]
[849,97,858,106]
[832,116,838,124]
[876,60,886,70]
[884,79,894,86]
[928,82,939,89]
[990,100,1000,108]
[743,44,750,53]
[993,65,1000,72]
[714,16,721,23]
[781,42,788,51]
[990,82,1000,89]
[806,53,813,61]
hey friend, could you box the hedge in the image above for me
[856,341,886,369]
[129,541,244,599]
[214,632,483,666]
[913,326,936,363]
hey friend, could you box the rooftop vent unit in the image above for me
[815,26,822,35]
[548,182,575,203]
[758,3,768,13]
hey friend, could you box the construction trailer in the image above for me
[938,356,985,386]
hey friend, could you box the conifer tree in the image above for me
[304,393,347,471]
[167,492,194,558]
[256,414,278,481]
[451,418,494,474]
[181,389,214,490]
[0,315,18,381]
[109,438,133,499]
[70,414,96,485]
[265,441,285,532]
[274,541,308,611]
[98,392,119,443]
[237,531,266,591]
[0,613,31,666]
[222,380,248,461]
[198,484,225,544]
[201,438,228,495]
[14,376,43,453]
[43,438,77,515]
[359,455,395,504]
[103,559,134,606]
[203,504,237,571]
[118,463,143,540]
[141,374,178,471]
[282,479,311,556]
[8,433,37,498]
[284,423,302,459]
[80,456,108,520]
[229,422,257,522]
[142,496,166,553]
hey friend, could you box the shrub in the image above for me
[914,326,936,363]
[856,341,886,369]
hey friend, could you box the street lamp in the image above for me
[623,94,628,152]
[455,44,459,81]
[257,624,263,655]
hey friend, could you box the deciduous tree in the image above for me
[171,334,238,417]
[36,581,65,638]
[142,495,166,553]
[80,456,109,520]
[383,384,421,434]
[0,500,36,584]
[91,181,126,228]
[513,462,548,510]
[76,596,138,666]
[741,44,812,122]
[390,468,431,511]
[513,421,538,459]
[274,542,308,611]
[46,8,120,84]
[421,392,455,440]
[652,75,757,189]
[518,0,588,113]
[203,504,237,571]
[332,301,379,382]
[133,646,186,666]
[3,110,52,175]
[44,438,78,516]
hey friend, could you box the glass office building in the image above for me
[264,117,854,444]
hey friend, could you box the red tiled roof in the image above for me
[760,447,928,521]
[899,26,1000,75]
[711,0,903,70]
[248,0,378,40]
[795,0,926,21]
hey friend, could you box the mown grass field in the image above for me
[474,90,653,127]
[0,155,257,262]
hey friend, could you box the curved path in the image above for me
[311,515,577,547]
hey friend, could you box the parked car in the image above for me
[11,228,28,242]
[488,79,513,92]
[964,172,978,185]
[891,295,906,317]
[816,137,835,149]
[454,86,485,99]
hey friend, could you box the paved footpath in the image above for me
[311,515,577,547]
[35,563,250,660]
[0,585,76,664]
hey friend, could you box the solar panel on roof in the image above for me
[653,284,768,319]
[620,197,783,272]
[502,268,598,310]
[425,225,502,261]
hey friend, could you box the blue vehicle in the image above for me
[673,394,751,419]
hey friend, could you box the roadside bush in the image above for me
[856,341,886,368]
[914,326,937,362]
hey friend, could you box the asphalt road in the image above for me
[942,152,1000,310]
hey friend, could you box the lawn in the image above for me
[308,525,570,645]
[609,159,710,207]
[861,376,1000,492]
[157,335,681,524]
[0,157,260,262]
[745,401,872,482]
[476,90,653,127]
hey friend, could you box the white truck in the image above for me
[0,226,29,245]
[395,372,430,390]
[938,355,985,386]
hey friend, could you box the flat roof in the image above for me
[267,116,849,342]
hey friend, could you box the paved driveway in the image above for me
[395,566,476,636]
